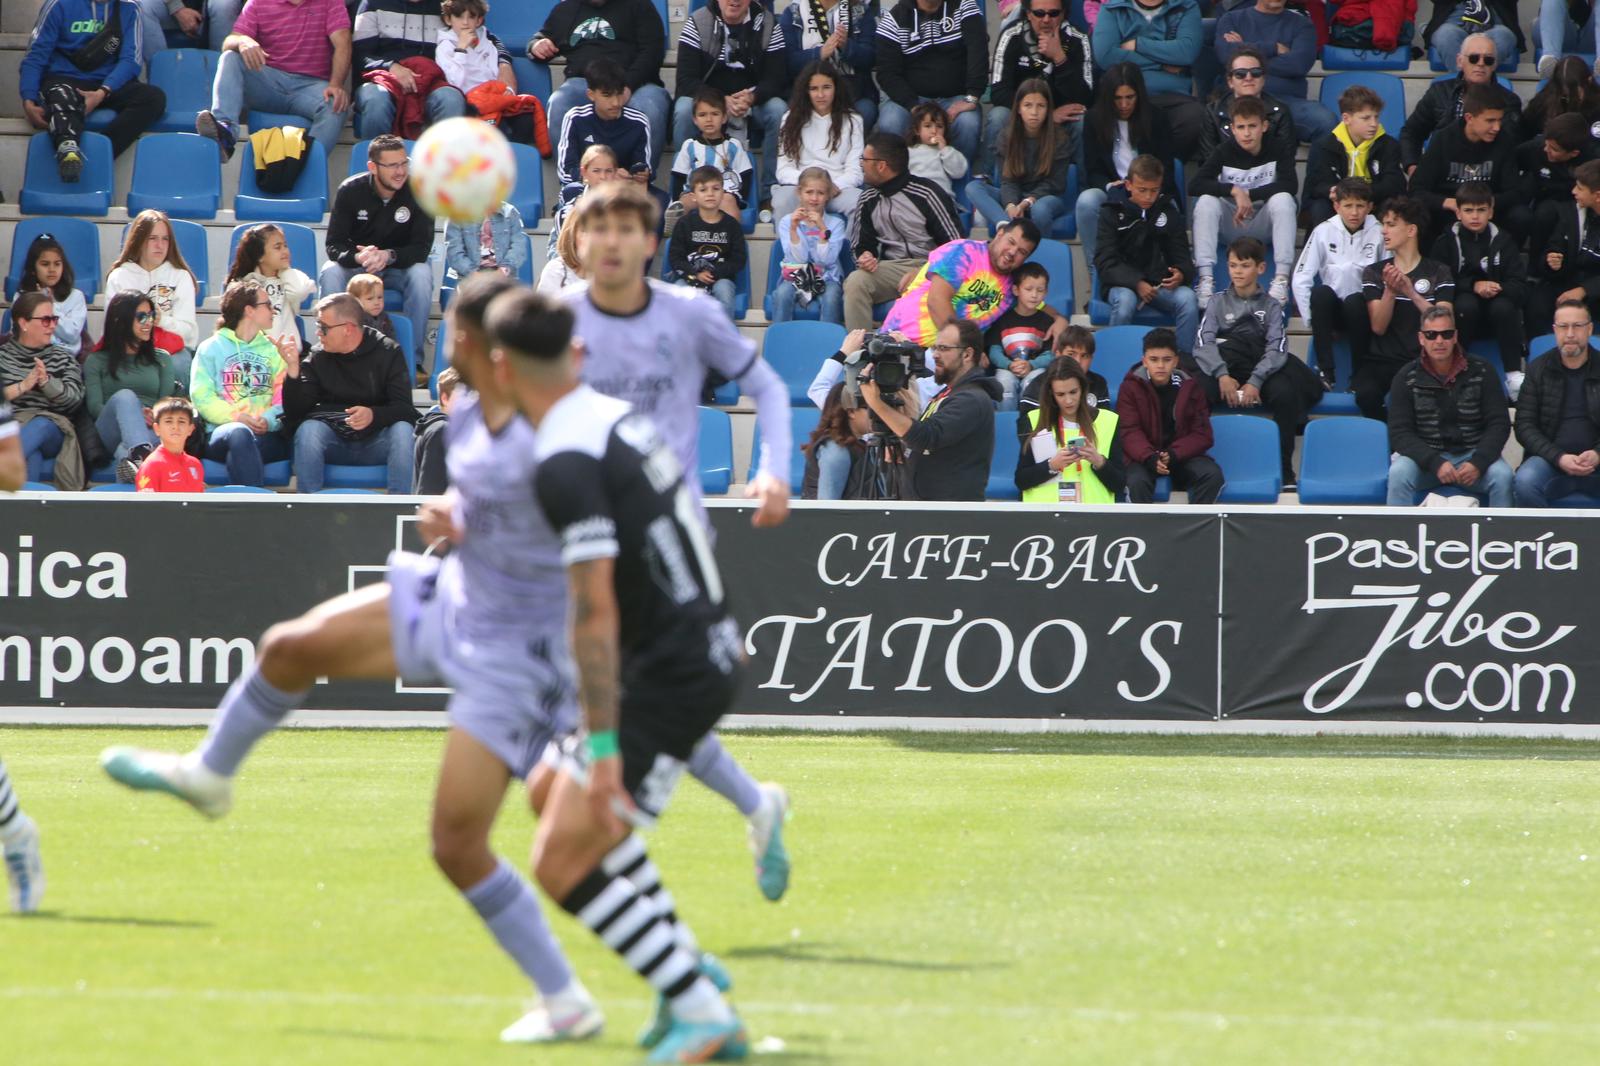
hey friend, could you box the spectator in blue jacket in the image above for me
[1214,0,1336,141]
[1090,0,1208,160]
[781,0,879,132]
[351,0,473,138]
[19,0,167,179]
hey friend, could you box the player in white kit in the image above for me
[0,400,44,914]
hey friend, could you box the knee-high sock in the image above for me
[196,666,308,777]
[0,758,21,833]
[559,842,731,1025]
[687,734,762,818]
[464,858,576,998]
[603,833,698,955]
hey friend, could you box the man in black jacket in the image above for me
[1399,31,1522,172]
[673,0,788,188]
[1530,157,1600,331]
[287,293,419,493]
[985,0,1092,170]
[845,133,964,329]
[875,0,988,166]
[858,318,1000,500]
[1513,297,1600,506]
[530,0,669,161]
[1516,112,1598,266]
[1428,182,1527,391]
[1411,83,1523,241]
[1385,304,1512,506]
[318,135,436,378]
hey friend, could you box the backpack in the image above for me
[249,126,314,194]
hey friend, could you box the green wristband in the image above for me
[588,730,619,760]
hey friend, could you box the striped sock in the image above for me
[0,758,20,831]
[197,666,308,777]
[603,833,698,955]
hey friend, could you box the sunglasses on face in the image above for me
[1463,53,1495,65]
[27,315,61,325]
[1421,329,1457,340]
[134,311,154,323]
[1230,67,1265,79]
[1029,7,1063,16]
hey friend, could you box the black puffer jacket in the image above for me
[1387,352,1509,474]
[1514,346,1600,465]
[1398,75,1523,167]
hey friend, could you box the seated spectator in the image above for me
[1,293,87,487]
[669,88,755,226]
[1411,83,1523,242]
[1518,112,1599,260]
[537,212,586,294]
[1090,0,1207,161]
[1075,63,1177,270]
[1353,196,1456,421]
[1533,158,1600,329]
[193,0,351,162]
[781,0,880,132]
[1214,0,1332,142]
[674,0,789,190]
[1325,0,1416,54]
[346,273,398,342]
[1095,154,1200,352]
[192,281,291,486]
[20,0,166,179]
[1535,2,1599,80]
[1514,297,1600,506]
[84,292,172,471]
[967,79,1073,240]
[772,62,865,219]
[984,261,1056,411]
[445,198,528,281]
[668,166,748,320]
[286,293,417,493]
[1196,236,1317,485]
[905,103,968,197]
[1425,0,1522,73]
[1292,176,1382,388]
[1116,326,1222,503]
[412,365,457,495]
[351,0,471,138]
[319,135,435,376]
[1520,57,1600,141]
[134,397,206,492]
[11,233,88,357]
[1386,304,1511,507]
[106,210,199,387]
[1429,182,1527,395]
[1198,46,1296,165]
[844,132,964,330]
[1016,354,1124,502]
[1019,324,1109,415]
[1400,32,1522,173]
[555,60,666,221]
[1191,95,1297,308]
[432,0,544,150]
[772,168,847,325]
[858,319,1000,501]
[531,0,670,162]
[136,0,241,55]
[1302,85,1404,229]
[551,144,621,259]
[226,223,317,355]
[874,0,988,166]
[986,0,1092,168]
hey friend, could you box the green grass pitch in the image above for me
[7,727,1600,1064]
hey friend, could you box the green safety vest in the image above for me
[1020,406,1118,505]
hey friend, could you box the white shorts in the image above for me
[387,550,579,778]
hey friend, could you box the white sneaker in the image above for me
[1194,274,1215,309]
[1505,369,1525,402]
[500,989,604,1044]
[100,747,233,819]
[1268,274,1290,305]
[747,782,791,902]
[3,814,44,913]
[1538,54,1558,79]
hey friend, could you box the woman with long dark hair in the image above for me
[771,61,864,219]
[1075,63,1179,268]
[802,380,869,499]
[1015,355,1124,502]
[1522,56,1600,139]
[83,291,173,466]
[12,233,87,356]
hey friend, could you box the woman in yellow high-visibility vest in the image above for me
[1015,355,1125,503]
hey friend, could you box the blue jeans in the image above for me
[877,96,980,167]
[1536,0,1596,57]
[354,83,467,139]
[1513,454,1600,506]
[95,388,158,461]
[671,95,786,196]
[1107,285,1200,353]
[210,50,347,149]
[137,0,242,56]
[205,422,289,486]
[770,279,844,324]
[965,180,1065,239]
[168,348,192,390]
[994,367,1043,412]
[815,439,853,500]
[549,79,671,164]
[293,418,415,493]
[1388,451,1513,507]
[1282,95,1339,142]
[318,262,432,371]
[1431,21,1518,69]
[707,278,738,320]
[20,418,63,482]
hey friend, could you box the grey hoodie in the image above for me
[1193,286,1288,388]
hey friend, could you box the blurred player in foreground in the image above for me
[0,398,44,913]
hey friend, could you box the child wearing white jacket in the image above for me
[435,0,502,94]
[905,102,968,196]
[770,62,864,219]
[105,210,200,386]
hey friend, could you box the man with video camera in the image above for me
[859,319,1000,501]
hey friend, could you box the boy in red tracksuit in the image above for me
[136,397,205,493]
[1116,327,1225,504]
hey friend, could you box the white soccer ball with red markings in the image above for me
[409,117,516,224]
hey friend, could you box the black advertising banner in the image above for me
[1221,512,1592,722]
[718,506,1219,719]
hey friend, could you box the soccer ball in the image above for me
[408,117,517,224]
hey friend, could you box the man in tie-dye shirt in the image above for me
[881,219,1070,347]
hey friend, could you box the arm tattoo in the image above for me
[570,562,622,735]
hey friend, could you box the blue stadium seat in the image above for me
[202,459,293,487]
[1529,333,1557,363]
[1090,326,1150,407]
[313,486,383,493]
[148,49,222,132]
[228,223,320,303]
[748,406,822,492]
[388,317,417,380]
[1049,165,1081,240]
[507,142,546,222]
[126,133,222,219]
[1319,45,1410,70]
[21,482,57,491]
[235,140,330,223]
[88,462,116,483]
[1297,416,1388,504]
[1318,72,1406,141]
[698,407,734,495]
[1465,339,1510,393]
[1428,44,1517,71]
[763,239,850,320]
[321,463,390,490]
[246,110,306,131]
[1209,414,1282,502]
[89,484,139,492]
[208,485,276,493]
[1025,238,1076,317]
[488,0,557,51]
[707,378,741,405]
[430,324,451,398]
[5,217,101,301]
[509,57,553,105]
[1309,339,1360,416]
[348,138,416,177]
[20,132,113,216]
[761,321,847,403]
[988,411,1022,500]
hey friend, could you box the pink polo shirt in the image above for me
[233,0,351,82]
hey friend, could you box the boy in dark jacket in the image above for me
[1190,95,1298,308]
[1117,327,1224,503]
[412,366,458,495]
[669,166,748,320]
[1096,154,1200,352]
[1517,111,1598,262]
[1530,158,1600,333]
[1196,46,1297,165]
[1411,83,1523,242]
[1302,84,1404,228]
[1428,182,1527,390]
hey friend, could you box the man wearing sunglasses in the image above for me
[1196,45,1297,164]
[1213,0,1335,142]
[1423,0,1523,76]
[1384,305,1512,507]
[1399,30,1521,173]
[986,1,1093,169]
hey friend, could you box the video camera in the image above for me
[843,333,929,410]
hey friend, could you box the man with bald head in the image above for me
[1399,31,1522,174]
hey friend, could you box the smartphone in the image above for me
[1067,436,1086,453]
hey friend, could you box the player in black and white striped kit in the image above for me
[0,398,44,913]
